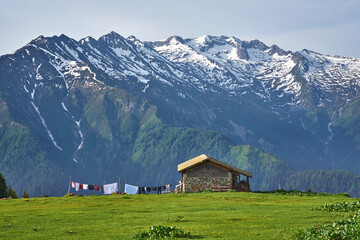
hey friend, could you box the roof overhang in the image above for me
[178,154,253,178]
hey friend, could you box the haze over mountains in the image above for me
[1,32,360,196]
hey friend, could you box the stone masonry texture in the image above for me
[183,172,232,192]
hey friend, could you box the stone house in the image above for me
[177,154,253,193]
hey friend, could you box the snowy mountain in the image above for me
[23,32,360,109]
[1,32,360,196]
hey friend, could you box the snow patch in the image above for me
[61,41,82,62]
[31,102,62,151]
[30,84,36,100]
[35,64,43,80]
[75,120,84,151]
[178,92,186,98]
[23,85,29,93]
[111,47,131,58]
[142,84,149,93]
[62,101,84,154]
[155,38,219,69]
[247,48,270,62]
[61,102,69,112]
[195,35,209,45]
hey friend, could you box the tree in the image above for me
[0,172,18,198]
[0,173,7,198]
[21,190,29,198]
[6,185,18,199]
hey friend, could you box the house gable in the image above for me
[178,154,253,178]
[186,162,229,178]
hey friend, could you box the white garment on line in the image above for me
[83,184,88,190]
[75,182,80,191]
[103,182,118,195]
[125,183,139,195]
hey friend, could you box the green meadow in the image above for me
[0,192,354,239]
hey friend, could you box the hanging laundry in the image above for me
[157,186,162,194]
[80,184,83,190]
[88,185,94,190]
[71,182,76,188]
[100,185,103,192]
[125,184,139,195]
[83,184,89,190]
[146,187,150,192]
[75,183,80,191]
[103,183,118,195]
[93,185,99,191]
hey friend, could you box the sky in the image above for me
[1,0,360,57]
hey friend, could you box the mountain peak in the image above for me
[30,35,47,45]
[167,36,185,44]
[127,35,142,45]
[35,35,45,41]
[102,31,124,40]
[194,35,210,45]
[100,31,127,42]
[98,32,133,51]
[151,35,186,48]
[79,36,97,45]
[268,44,289,56]
[248,39,268,50]
[191,35,240,46]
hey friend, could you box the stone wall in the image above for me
[183,172,232,192]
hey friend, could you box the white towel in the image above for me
[125,183,139,195]
[75,183,80,191]
[103,183,118,195]
[83,184,88,190]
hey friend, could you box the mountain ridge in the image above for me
[1,32,360,196]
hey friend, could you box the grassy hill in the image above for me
[0,192,354,239]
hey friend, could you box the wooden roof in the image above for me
[178,154,253,178]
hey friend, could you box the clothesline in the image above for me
[71,181,118,195]
[69,177,174,195]
[125,183,173,195]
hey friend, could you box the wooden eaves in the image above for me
[177,154,253,178]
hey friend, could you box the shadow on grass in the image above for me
[166,216,191,223]
[188,235,205,239]
[227,217,246,222]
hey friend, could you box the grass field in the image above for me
[0,192,354,239]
